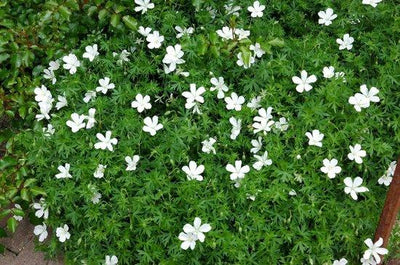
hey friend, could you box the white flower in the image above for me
[333,258,348,265]
[335,71,346,82]
[125,155,140,171]
[183,217,211,242]
[91,192,101,204]
[135,0,154,14]
[66,113,86,133]
[13,204,23,221]
[236,52,255,69]
[360,84,380,103]
[34,85,52,103]
[322,66,335,78]
[83,90,96,103]
[234,28,250,40]
[318,8,337,26]
[363,237,388,264]
[175,26,194,38]
[143,116,163,136]
[250,136,262,154]
[225,2,241,16]
[361,256,377,265]
[362,0,382,8]
[114,49,131,65]
[378,161,396,186]
[201,137,216,154]
[229,117,241,140]
[82,44,99,62]
[94,131,118,151]
[33,198,48,219]
[55,95,67,110]
[348,144,366,164]
[96,77,115,94]
[138,26,152,37]
[182,84,205,113]
[216,26,234,40]
[105,255,118,265]
[182,161,205,181]
[289,189,297,196]
[253,107,275,134]
[320,159,341,179]
[56,224,71,242]
[179,232,197,250]
[43,69,56,84]
[275,117,289,131]
[48,60,60,71]
[292,70,317,93]
[162,44,185,72]
[250,43,265,58]
[225,92,245,111]
[55,163,72,179]
[344,177,369,200]
[247,1,265,18]
[93,164,106,179]
[34,223,48,242]
[336,34,354,50]
[226,160,250,180]
[85,108,96,129]
[253,151,272,170]
[247,96,261,110]
[36,101,52,121]
[348,93,370,112]
[62,53,80,74]
[43,124,55,137]
[131,94,152,113]
[305,130,324,147]
[210,77,229,99]
[146,31,164,49]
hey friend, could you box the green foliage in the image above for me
[6,0,400,264]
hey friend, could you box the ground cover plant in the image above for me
[12,0,400,264]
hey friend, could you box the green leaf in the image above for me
[122,16,137,30]
[24,178,37,188]
[110,14,120,28]
[268,38,285,47]
[98,9,108,21]
[7,217,17,233]
[30,187,47,196]
[0,156,17,170]
[0,209,11,220]
[12,208,24,217]
[59,6,72,20]
[0,228,7,238]
[20,188,30,201]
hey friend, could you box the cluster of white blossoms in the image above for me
[378,161,397,186]
[178,217,211,250]
[349,85,380,112]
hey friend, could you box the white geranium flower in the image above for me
[114,49,131,65]
[62,53,80,74]
[253,107,275,134]
[66,113,86,133]
[48,60,60,71]
[125,155,140,171]
[250,136,262,154]
[55,95,67,110]
[182,161,205,181]
[348,144,366,164]
[234,28,250,40]
[93,164,106,179]
[292,70,317,93]
[34,85,52,102]
[247,1,265,18]
[55,163,72,179]
[162,44,185,72]
[85,108,96,129]
[318,8,337,26]
[247,96,261,110]
[182,84,205,113]
[336,34,354,50]
[143,116,163,136]
[225,92,245,111]
[333,258,348,265]
[56,224,71,242]
[82,44,99,62]
[378,161,396,186]
[349,93,370,112]
[94,131,118,151]
[201,137,216,154]
[138,26,152,37]
[34,223,48,242]
[33,198,48,219]
[43,69,56,84]
[320,158,341,179]
[131,94,152,113]
[305,130,324,147]
[135,0,154,14]
[275,117,289,131]
[362,0,382,8]
[229,117,241,140]
[175,26,194,38]
[225,2,241,16]
[216,26,234,40]
[289,189,297,196]
[96,77,115,94]
[360,256,377,265]
[253,151,272,170]
[226,160,250,180]
[146,31,164,49]
[344,177,369,200]
[179,232,197,250]
[91,192,101,204]
[105,255,118,265]
[323,66,335,78]
[363,237,388,264]
[360,84,380,103]
[210,77,229,99]
[36,101,52,121]
[83,90,96,103]
[43,124,55,137]
[236,52,255,69]
[183,217,211,242]
[250,43,265,58]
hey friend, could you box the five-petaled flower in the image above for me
[292,70,317,93]
[344,177,369,200]
[96,77,115,94]
[66,113,86,133]
[56,224,71,242]
[55,163,72,179]
[131,94,152,113]
[336,34,354,50]
[305,130,324,147]
[226,160,250,181]
[33,198,49,219]
[134,0,154,14]
[62,53,80,74]
[162,44,185,72]
[82,44,99,62]
[247,1,265,18]
[253,151,272,170]
[333,258,348,265]
[318,8,337,26]
[182,84,205,113]
[125,155,140,171]
[201,137,216,154]
[182,161,205,181]
[105,255,118,265]
[143,116,163,136]
[94,131,118,151]
[146,31,164,49]
[348,144,366,164]
[93,164,106,179]
[210,77,229,99]
[320,159,341,179]
[229,117,242,140]
[225,92,245,111]
[363,237,388,264]
[34,223,48,242]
